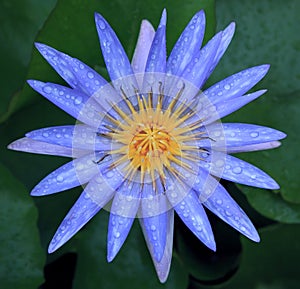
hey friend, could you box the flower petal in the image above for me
[7,137,87,158]
[200,152,279,189]
[202,180,260,242]
[206,22,236,76]
[181,31,221,89]
[139,209,174,283]
[31,153,103,196]
[167,10,205,76]
[221,123,286,147]
[139,183,169,262]
[203,65,270,104]
[26,125,114,151]
[166,177,216,251]
[131,20,155,75]
[227,141,282,153]
[35,43,107,95]
[95,13,134,81]
[48,190,101,253]
[48,170,119,253]
[145,9,167,74]
[203,89,267,125]
[107,182,141,262]
[27,80,104,127]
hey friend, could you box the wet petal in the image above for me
[48,171,119,253]
[206,22,236,76]
[181,32,221,89]
[203,89,267,125]
[167,10,205,76]
[31,153,103,196]
[200,153,279,189]
[7,137,87,158]
[202,180,259,242]
[166,177,216,251]
[227,141,282,153]
[131,20,155,75]
[95,13,134,81]
[26,125,114,151]
[107,182,141,262]
[35,43,107,95]
[139,183,169,262]
[203,65,270,104]
[139,209,174,283]
[221,123,286,147]
[145,9,167,74]
[27,80,104,127]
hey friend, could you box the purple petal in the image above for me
[48,171,118,253]
[166,177,216,251]
[203,65,270,104]
[7,137,87,158]
[202,178,259,242]
[139,210,174,283]
[35,43,107,95]
[31,153,103,196]
[206,22,236,76]
[131,20,155,75]
[26,125,113,151]
[203,89,266,125]
[95,13,134,81]
[48,190,101,253]
[27,80,104,127]
[167,10,205,76]
[227,141,282,153]
[139,183,169,262]
[107,182,141,262]
[181,32,221,89]
[200,153,279,189]
[145,9,167,74]
[221,123,286,147]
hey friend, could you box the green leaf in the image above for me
[0,162,45,289]
[0,0,57,122]
[211,0,300,96]
[240,186,300,224]
[74,212,189,289]
[222,224,300,289]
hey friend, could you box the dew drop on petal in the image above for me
[106,171,114,178]
[42,132,49,138]
[114,231,120,238]
[216,199,223,205]
[87,72,94,79]
[232,166,242,174]
[150,225,156,231]
[250,132,259,138]
[56,175,64,183]
[74,96,83,105]
[224,84,231,90]
[43,86,52,93]
[99,20,106,30]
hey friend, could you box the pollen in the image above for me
[103,86,206,188]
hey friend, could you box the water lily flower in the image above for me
[8,9,286,282]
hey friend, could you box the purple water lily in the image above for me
[8,9,286,282]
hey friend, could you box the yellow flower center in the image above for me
[103,87,205,188]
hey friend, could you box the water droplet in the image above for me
[150,225,156,231]
[43,86,52,93]
[42,132,49,138]
[224,84,230,90]
[59,90,64,96]
[74,96,83,105]
[184,36,188,42]
[240,226,246,232]
[56,175,64,182]
[106,171,114,178]
[225,210,232,216]
[99,20,106,30]
[56,133,62,138]
[114,231,120,238]
[232,166,242,174]
[183,212,189,218]
[216,199,223,205]
[87,72,94,79]
[250,132,259,138]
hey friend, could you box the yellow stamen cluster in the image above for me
[104,87,205,188]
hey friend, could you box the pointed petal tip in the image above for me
[106,251,115,263]
[159,9,167,27]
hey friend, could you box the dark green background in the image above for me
[0,0,299,288]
